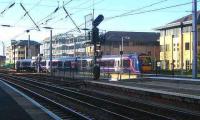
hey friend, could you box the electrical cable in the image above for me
[105,1,199,21]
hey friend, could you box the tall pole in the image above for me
[85,15,87,57]
[180,23,184,75]
[74,37,76,57]
[50,30,53,76]
[172,35,174,76]
[192,0,197,79]
[121,37,124,68]
[28,34,30,59]
[2,41,5,56]
[13,45,16,69]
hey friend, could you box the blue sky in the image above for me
[0,0,197,55]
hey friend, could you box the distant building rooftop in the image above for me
[104,31,159,45]
[12,40,41,46]
[156,11,200,30]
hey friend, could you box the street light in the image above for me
[25,29,37,59]
[26,30,30,59]
[1,24,14,27]
[43,27,53,76]
[120,36,130,80]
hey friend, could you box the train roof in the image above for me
[17,59,32,62]
[101,54,138,59]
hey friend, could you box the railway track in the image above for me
[1,74,173,120]
[1,72,200,120]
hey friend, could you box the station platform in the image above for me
[0,79,59,120]
[85,77,200,113]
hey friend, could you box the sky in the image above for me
[0,0,198,55]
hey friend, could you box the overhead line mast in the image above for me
[192,0,198,79]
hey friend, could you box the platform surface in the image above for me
[0,79,59,120]
[0,83,33,120]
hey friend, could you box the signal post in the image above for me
[92,15,104,80]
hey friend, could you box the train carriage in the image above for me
[16,53,152,76]
[16,59,35,72]
[98,54,141,74]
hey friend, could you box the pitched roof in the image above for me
[104,31,159,44]
[156,11,200,30]
[169,11,200,24]
[14,40,41,46]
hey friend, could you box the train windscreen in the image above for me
[132,58,139,71]
[22,62,31,66]
[139,56,151,66]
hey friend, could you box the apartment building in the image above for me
[42,33,89,59]
[156,12,200,70]
[6,40,41,64]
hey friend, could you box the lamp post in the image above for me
[120,36,130,80]
[1,41,5,56]
[43,27,53,76]
[172,35,174,76]
[26,30,30,59]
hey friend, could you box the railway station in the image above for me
[1,0,200,120]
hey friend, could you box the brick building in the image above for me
[86,31,160,61]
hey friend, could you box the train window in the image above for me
[82,60,87,67]
[58,61,62,67]
[40,61,46,66]
[16,61,20,67]
[123,60,130,68]
[104,60,114,67]
[99,61,105,67]
[22,62,31,66]
[32,62,36,66]
[52,62,58,66]
[64,61,71,67]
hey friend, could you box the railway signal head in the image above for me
[92,14,104,27]
[92,27,100,43]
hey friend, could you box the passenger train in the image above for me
[16,53,152,74]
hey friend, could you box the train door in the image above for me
[123,59,131,73]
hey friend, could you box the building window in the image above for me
[113,42,119,48]
[160,45,164,52]
[185,42,190,50]
[124,42,129,46]
[186,60,190,70]
[148,51,151,56]
[166,29,173,36]
[165,44,170,51]
[183,26,192,33]
[173,28,180,37]
[160,30,165,36]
